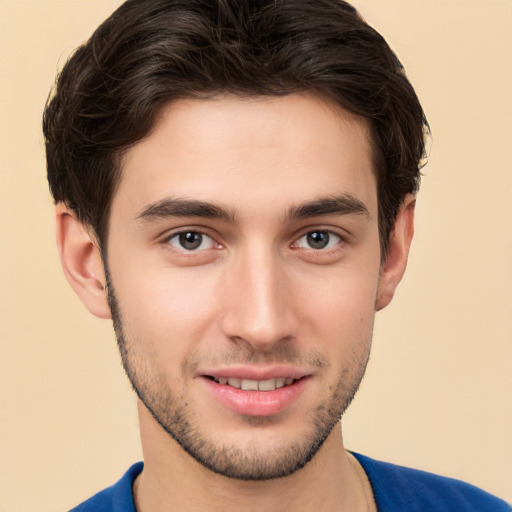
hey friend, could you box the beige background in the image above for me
[1,0,511,510]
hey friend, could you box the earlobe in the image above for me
[55,203,112,319]
[375,195,416,311]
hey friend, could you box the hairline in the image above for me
[95,90,393,259]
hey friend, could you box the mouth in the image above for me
[200,371,310,416]
[205,376,300,391]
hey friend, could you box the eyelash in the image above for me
[293,230,343,251]
[162,228,345,254]
[164,230,218,252]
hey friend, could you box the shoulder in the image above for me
[352,452,510,512]
[69,462,143,512]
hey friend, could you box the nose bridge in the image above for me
[221,239,294,349]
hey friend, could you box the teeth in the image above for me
[241,379,259,390]
[258,378,277,391]
[214,376,296,391]
[227,377,241,388]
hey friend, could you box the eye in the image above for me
[296,230,341,250]
[167,231,215,251]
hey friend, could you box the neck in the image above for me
[134,402,373,512]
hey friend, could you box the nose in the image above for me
[220,243,297,351]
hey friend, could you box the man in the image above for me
[43,0,510,511]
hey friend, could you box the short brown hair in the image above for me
[43,0,428,254]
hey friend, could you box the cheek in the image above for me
[295,263,379,349]
[110,260,222,355]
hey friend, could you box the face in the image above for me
[106,94,382,480]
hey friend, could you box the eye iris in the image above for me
[307,231,329,249]
[179,232,202,250]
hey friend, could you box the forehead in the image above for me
[113,93,376,220]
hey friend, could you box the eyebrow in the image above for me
[286,194,370,220]
[135,194,369,224]
[135,198,236,223]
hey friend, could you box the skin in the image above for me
[56,93,415,512]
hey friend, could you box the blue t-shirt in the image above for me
[69,454,510,511]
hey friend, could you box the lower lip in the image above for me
[201,377,309,417]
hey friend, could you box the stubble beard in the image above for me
[106,278,371,481]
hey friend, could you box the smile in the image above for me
[202,372,309,416]
[209,376,297,391]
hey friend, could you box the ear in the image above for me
[375,195,416,311]
[55,203,111,319]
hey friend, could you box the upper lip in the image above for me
[197,365,311,381]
